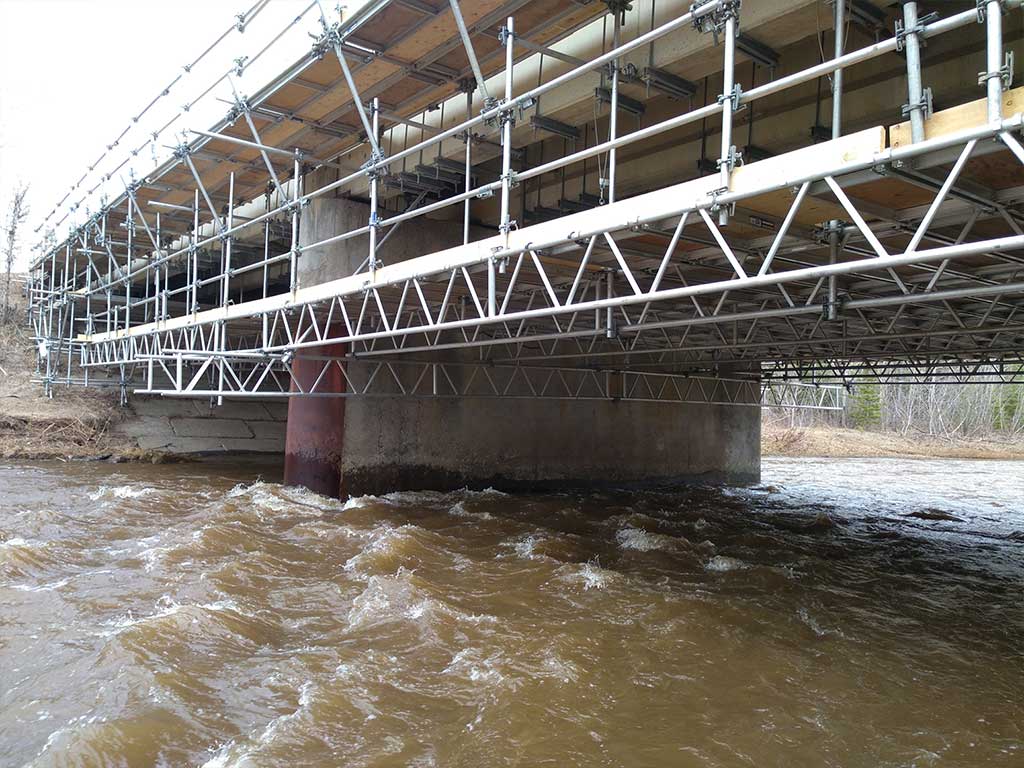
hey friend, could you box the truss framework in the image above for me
[127,356,840,409]
[27,0,1024,408]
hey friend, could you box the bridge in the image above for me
[28,0,1024,495]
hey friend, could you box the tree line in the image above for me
[771,372,1024,440]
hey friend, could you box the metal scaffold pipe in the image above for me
[369,98,380,273]
[718,7,737,226]
[463,88,473,246]
[984,0,1005,123]
[829,0,844,319]
[901,1,927,143]
[493,15,516,316]
[608,10,621,205]
[499,16,515,241]
[832,0,844,140]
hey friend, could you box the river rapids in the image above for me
[1,457,1022,766]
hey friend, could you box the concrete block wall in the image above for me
[114,397,287,454]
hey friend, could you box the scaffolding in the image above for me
[26,0,1024,411]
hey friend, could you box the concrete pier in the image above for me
[285,183,760,497]
[339,397,759,495]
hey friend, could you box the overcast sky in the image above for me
[0,0,357,270]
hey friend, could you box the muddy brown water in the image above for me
[1,457,1022,767]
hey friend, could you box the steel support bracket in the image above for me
[517,97,537,121]
[229,96,252,122]
[361,150,389,178]
[310,34,331,61]
[815,219,847,241]
[603,60,641,82]
[604,0,634,24]
[486,100,516,130]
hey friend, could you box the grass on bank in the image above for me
[762,423,1024,461]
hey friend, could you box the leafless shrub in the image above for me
[2,184,30,325]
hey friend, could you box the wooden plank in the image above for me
[740,188,845,227]
[890,86,1024,149]
[843,176,934,211]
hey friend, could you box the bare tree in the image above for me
[2,184,30,324]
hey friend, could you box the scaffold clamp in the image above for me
[894,12,938,52]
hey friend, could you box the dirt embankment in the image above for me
[763,424,1024,461]
[0,318,140,461]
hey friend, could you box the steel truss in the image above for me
[765,357,1024,385]
[126,355,840,410]
[28,0,1024,408]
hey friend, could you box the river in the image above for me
[1,457,1022,767]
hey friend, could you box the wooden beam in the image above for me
[890,86,1024,149]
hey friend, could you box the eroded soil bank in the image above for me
[1,295,175,462]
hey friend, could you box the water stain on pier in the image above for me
[1,458,1022,766]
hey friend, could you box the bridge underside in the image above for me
[28,0,1024,494]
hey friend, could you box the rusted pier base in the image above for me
[283,339,347,497]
